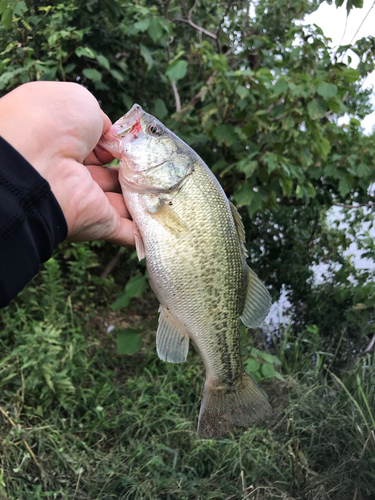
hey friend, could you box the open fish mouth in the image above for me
[98,104,145,159]
[110,103,144,138]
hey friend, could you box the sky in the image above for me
[305,0,375,133]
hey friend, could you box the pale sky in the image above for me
[305,0,375,133]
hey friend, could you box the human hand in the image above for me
[0,81,135,247]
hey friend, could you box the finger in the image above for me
[105,192,130,219]
[101,110,112,135]
[87,165,122,192]
[105,217,136,248]
[84,145,115,166]
[84,111,114,165]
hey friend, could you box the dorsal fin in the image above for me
[229,201,248,259]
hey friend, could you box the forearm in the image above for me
[0,136,67,307]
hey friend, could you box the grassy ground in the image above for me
[0,250,374,500]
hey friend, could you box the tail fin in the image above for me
[197,372,272,439]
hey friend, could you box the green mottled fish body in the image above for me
[100,104,272,438]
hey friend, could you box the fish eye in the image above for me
[147,123,163,135]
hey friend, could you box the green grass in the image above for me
[0,250,374,500]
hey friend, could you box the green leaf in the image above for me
[316,82,338,100]
[320,137,331,158]
[213,124,236,146]
[154,98,168,119]
[111,274,148,310]
[133,18,150,32]
[236,159,258,178]
[357,163,371,178]
[0,1,8,15]
[328,97,341,113]
[75,46,96,59]
[235,85,249,99]
[211,54,228,71]
[122,94,133,109]
[117,328,143,355]
[273,79,288,95]
[64,63,76,74]
[110,68,124,82]
[341,67,360,83]
[82,68,102,81]
[248,191,263,217]
[13,1,27,16]
[140,44,153,71]
[279,176,293,197]
[245,358,261,373]
[96,54,110,70]
[263,153,278,174]
[110,291,131,310]
[124,273,148,299]
[166,59,187,82]
[350,117,361,127]
[307,98,327,119]
[339,177,352,197]
[296,185,304,199]
[260,352,282,365]
[1,7,12,28]
[261,363,278,378]
[233,183,253,207]
[148,17,163,43]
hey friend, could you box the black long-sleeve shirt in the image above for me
[0,136,67,307]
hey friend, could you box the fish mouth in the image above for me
[98,104,145,159]
[110,103,144,138]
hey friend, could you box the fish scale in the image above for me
[99,104,273,438]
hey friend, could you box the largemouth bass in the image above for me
[100,104,272,438]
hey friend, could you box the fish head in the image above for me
[99,104,179,172]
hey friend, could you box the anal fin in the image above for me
[156,307,189,363]
[241,267,272,328]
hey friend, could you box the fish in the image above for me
[99,104,272,439]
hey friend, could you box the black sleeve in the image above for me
[0,136,68,307]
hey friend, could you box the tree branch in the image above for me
[178,72,217,113]
[333,202,375,209]
[166,37,182,112]
[347,333,375,370]
[307,211,319,248]
[242,0,251,38]
[216,0,234,53]
[100,248,126,279]
[174,0,217,39]
[172,81,181,112]
[325,91,350,118]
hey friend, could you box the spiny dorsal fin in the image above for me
[229,201,248,259]
[156,306,190,363]
[241,267,272,328]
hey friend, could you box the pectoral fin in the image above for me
[241,267,272,328]
[156,307,190,363]
[133,221,146,261]
[149,203,190,238]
